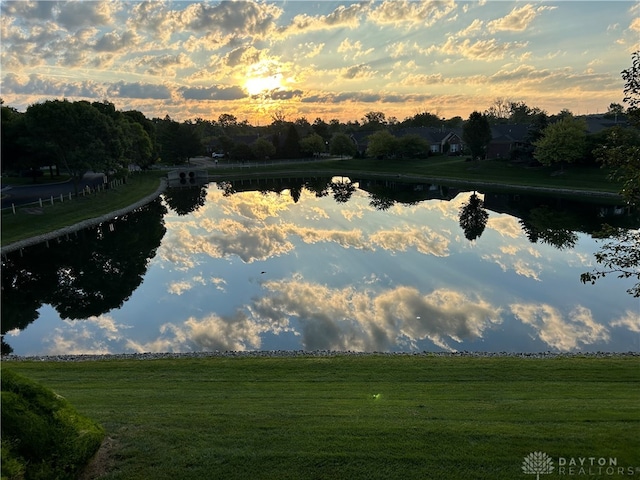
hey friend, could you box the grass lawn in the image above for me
[4,355,639,480]
[212,157,622,196]
[1,171,165,246]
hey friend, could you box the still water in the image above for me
[2,176,639,355]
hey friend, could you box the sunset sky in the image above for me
[1,1,638,125]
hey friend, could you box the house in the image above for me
[486,124,530,160]
[394,127,464,155]
[351,127,464,157]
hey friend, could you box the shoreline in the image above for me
[2,350,638,362]
[0,178,167,255]
[0,170,624,256]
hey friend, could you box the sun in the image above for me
[245,73,283,96]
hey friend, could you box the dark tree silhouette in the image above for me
[330,179,356,203]
[459,193,489,241]
[163,185,208,215]
[462,112,492,160]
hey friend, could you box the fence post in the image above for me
[39,198,43,207]
[12,203,15,214]
[68,192,72,201]
[50,196,54,205]
[60,193,63,203]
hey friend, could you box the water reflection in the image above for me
[1,199,166,353]
[2,178,638,355]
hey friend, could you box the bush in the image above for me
[1,369,104,480]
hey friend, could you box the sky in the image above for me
[1,1,639,125]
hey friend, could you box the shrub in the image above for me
[1,369,104,480]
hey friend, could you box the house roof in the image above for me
[489,124,530,143]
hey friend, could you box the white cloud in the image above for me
[510,303,610,350]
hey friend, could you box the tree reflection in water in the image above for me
[1,199,167,353]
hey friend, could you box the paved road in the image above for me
[1,173,106,208]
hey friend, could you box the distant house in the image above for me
[395,127,464,155]
[486,124,530,160]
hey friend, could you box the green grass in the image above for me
[212,157,622,195]
[3,355,639,480]
[1,171,165,246]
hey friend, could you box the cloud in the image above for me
[510,303,610,350]
[487,4,555,33]
[93,30,139,52]
[176,1,281,38]
[55,0,119,30]
[610,310,640,333]
[2,72,105,98]
[127,310,292,353]
[253,280,502,351]
[44,315,128,355]
[108,81,171,99]
[369,227,450,257]
[264,89,304,101]
[341,63,376,80]
[133,52,194,76]
[337,38,374,60]
[180,85,247,101]
[368,0,457,28]
[441,37,528,61]
[281,3,367,37]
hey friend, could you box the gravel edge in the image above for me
[2,351,638,362]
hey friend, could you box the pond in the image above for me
[2,175,639,355]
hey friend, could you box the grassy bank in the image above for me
[1,171,165,246]
[4,355,639,480]
[211,156,622,196]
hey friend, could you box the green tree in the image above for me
[299,133,326,158]
[533,116,587,169]
[366,130,397,158]
[25,100,112,194]
[462,111,492,160]
[397,134,430,159]
[329,133,356,158]
[582,52,640,296]
[251,137,276,160]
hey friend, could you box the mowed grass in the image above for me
[213,157,622,195]
[4,355,639,479]
[1,171,165,246]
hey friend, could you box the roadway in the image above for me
[1,172,106,208]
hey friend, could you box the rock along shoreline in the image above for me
[2,350,638,362]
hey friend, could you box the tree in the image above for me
[361,111,386,130]
[25,100,112,194]
[397,134,430,159]
[462,112,492,160]
[458,193,489,241]
[533,116,586,169]
[621,50,640,122]
[582,52,640,296]
[581,226,640,297]
[329,133,356,158]
[299,133,326,158]
[366,130,397,158]
[484,97,512,123]
[593,126,640,204]
[251,137,276,160]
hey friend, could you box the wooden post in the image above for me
[12,203,15,214]
[39,198,43,207]
[50,196,54,205]
[60,193,63,202]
